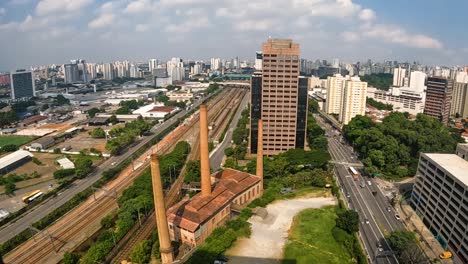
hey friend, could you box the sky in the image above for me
[0,0,467,71]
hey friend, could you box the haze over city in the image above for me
[0,1,467,264]
[1,0,468,69]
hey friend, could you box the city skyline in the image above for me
[1,0,468,70]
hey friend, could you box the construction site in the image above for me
[2,86,250,264]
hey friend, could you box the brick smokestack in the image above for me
[199,105,212,196]
[150,155,174,264]
[256,119,264,195]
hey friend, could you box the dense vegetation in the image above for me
[79,141,190,263]
[343,113,462,178]
[386,230,425,264]
[0,111,18,127]
[361,73,393,90]
[307,99,327,150]
[223,106,249,167]
[89,127,106,138]
[155,94,186,109]
[366,98,393,111]
[105,117,152,155]
[115,100,144,114]
[87,107,102,118]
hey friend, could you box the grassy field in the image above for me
[282,206,354,264]
[0,135,35,148]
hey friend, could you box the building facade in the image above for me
[411,153,468,264]
[10,70,35,99]
[424,77,453,125]
[325,74,346,115]
[339,76,367,125]
[367,87,425,115]
[64,63,79,84]
[250,38,307,155]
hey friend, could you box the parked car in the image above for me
[394,214,401,221]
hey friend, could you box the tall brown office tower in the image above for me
[424,77,453,125]
[250,38,308,156]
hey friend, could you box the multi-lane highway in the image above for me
[316,114,405,264]
[0,93,213,244]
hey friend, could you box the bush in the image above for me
[31,157,43,165]
[53,168,76,179]
[0,144,18,152]
[63,251,80,264]
[0,228,34,256]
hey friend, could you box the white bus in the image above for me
[349,167,360,180]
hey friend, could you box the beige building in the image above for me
[450,72,468,118]
[325,74,346,115]
[250,38,308,156]
[367,87,425,115]
[340,76,368,125]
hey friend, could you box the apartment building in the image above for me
[411,153,468,264]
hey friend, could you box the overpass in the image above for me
[221,81,250,89]
[317,110,343,131]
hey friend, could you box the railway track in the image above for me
[111,88,245,263]
[3,91,231,264]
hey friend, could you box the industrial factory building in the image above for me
[150,105,264,263]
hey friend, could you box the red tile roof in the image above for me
[167,169,260,232]
[21,115,47,125]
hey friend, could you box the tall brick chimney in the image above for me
[199,105,212,196]
[150,155,174,264]
[256,119,264,195]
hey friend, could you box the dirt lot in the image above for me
[41,123,74,135]
[54,129,108,153]
[226,196,336,264]
[0,152,60,193]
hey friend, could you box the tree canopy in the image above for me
[361,73,393,90]
[343,113,463,178]
[366,98,393,111]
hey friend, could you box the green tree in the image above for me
[40,104,49,111]
[1,144,18,153]
[108,115,118,124]
[5,181,16,195]
[129,240,152,264]
[75,156,93,178]
[184,160,201,183]
[87,107,101,118]
[55,95,70,105]
[336,210,359,234]
[224,147,234,157]
[386,230,416,253]
[62,252,80,264]
[90,127,106,138]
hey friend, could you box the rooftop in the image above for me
[148,106,175,113]
[0,150,33,171]
[423,153,468,187]
[167,169,260,232]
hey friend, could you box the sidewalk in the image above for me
[396,200,453,264]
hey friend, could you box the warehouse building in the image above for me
[0,150,34,175]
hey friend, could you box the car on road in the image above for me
[111,162,117,166]
[377,243,384,252]
[394,214,401,221]
[346,192,351,198]
[387,207,391,212]
[364,218,370,224]
[360,183,366,188]
[367,181,372,186]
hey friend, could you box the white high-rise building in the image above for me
[167,58,184,82]
[103,63,115,80]
[332,58,340,68]
[393,67,406,87]
[191,64,202,75]
[210,58,221,71]
[130,64,139,78]
[149,59,157,73]
[340,76,368,125]
[255,51,262,71]
[87,63,97,79]
[325,74,347,115]
[409,71,427,94]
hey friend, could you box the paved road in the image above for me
[316,115,404,264]
[210,90,250,170]
[0,94,212,244]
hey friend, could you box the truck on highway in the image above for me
[349,166,360,180]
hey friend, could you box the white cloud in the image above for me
[343,24,443,49]
[359,9,376,22]
[36,0,94,16]
[135,23,150,32]
[0,8,6,16]
[8,0,31,5]
[124,0,152,13]
[165,16,210,33]
[88,13,115,29]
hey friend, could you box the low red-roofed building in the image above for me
[167,168,261,246]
